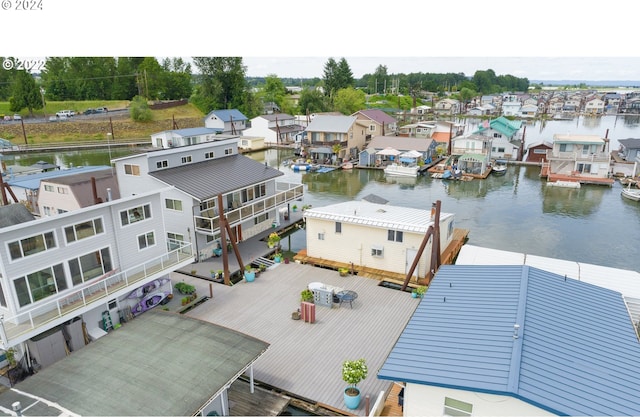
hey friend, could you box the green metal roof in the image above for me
[1,311,269,416]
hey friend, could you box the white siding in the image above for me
[406,384,555,416]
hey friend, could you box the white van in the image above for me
[56,110,75,118]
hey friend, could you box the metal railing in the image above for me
[546,150,610,161]
[194,184,304,235]
[0,242,193,347]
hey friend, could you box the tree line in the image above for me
[0,56,529,118]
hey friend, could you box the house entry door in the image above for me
[406,249,418,278]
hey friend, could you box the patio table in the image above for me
[335,290,358,308]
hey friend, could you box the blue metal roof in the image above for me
[378,264,640,416]
[6,166,111,190]
[206,109,248,122]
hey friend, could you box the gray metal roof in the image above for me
[618,138,640,149]
[149,154,283,201]
[0,204,35,228]
[4,311,269,416]
[305,115,357,133]
[5,166,112,191]
[378,264,640,416]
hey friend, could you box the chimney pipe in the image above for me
[107,188,112,202]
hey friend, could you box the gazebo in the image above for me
[376,147,402,166]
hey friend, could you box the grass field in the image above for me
[0,102,205,144]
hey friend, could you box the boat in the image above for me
[492,159,507,176]
[547,180,581,189]
[341,162,354,170]
[127,277,170,299]
[291,163,313,172]
[384,163,419,177]
[131,291,171,315]
[622,183,640,201]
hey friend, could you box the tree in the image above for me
[370,64,388,94]
[322,57,354,100]
[9,70,42,116]
[191,57,250,114]
[332,87,365,115]
[259,74,288,113]
[129,95,153,121]
[297,87,328,114]
[0,57,17,100]
[161,57,193,100]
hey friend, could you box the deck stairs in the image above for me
[253,256,276,268]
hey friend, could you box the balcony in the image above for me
[546,150,610,162]
[0,241,193,349]
[194,183,303,236]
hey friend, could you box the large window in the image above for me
[68,248,112,286]
[156,160,168,169]
[120,204,151,226]
[138,231,156,250]
[65,218,104,243]
[44,184,54,192]
[124,164,140,176]
[165,198,183,211]
[241,183,266,203]
[14,264,67,307]
[371,245,383,257]
[8,231,56,260]
[335,222,342,233]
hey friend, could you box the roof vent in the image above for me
[513,324,520,339]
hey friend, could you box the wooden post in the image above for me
[209,283,213,298]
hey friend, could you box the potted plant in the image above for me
[301,288,314,303]
[268,232,281,248]
[342,358,368,409]
[175,282,196,295]
[292,204,298,212]
[217,270,223,280]
[338,267,349,277]
[259,264,266,272]
[210,270,217,279]
[5,347,17,368]
[244,264,256,282]
[412,285,427,298]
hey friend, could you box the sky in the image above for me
[3,0,639,81]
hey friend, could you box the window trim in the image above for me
[124,163,141,176]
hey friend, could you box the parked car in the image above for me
[56,110,75,118]
[84,108,96,115]
[95,107,108,113]
[13,114,21,120]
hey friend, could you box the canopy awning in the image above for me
[310,147,332,154]
[376,147,402,156]
[459,153,488,163]
[399,150,422,158]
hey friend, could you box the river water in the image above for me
[4,115,640,272]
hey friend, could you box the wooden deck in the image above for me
[540,165,615,186]
[184,262,421,416]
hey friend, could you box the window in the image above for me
[335,222,342,233]
[57,209,67,214]
[369,124,376,132]
[65,218,104,243]
[156,160,168,169]
[8,231,56,260]
[534,148,547,154]
[387,230,403,242]
[497,147,505,153]
[318,233,325,240]
[120,204,151,226]
[69,248,112,286]
[181,155,192,164]
[14,264,67,307]
[254,212,270,225]
[57,187,68,194]
[0,282,6,307]
[165,198,183,211]
[124,164,140,176]
[138,231,156,250]
[205,151,215,159]
[43,206,51,216]
[444,397,473,417]
[493,133,502,138]
[224,147,233,155]
[242,183,266,203]
[44,184,54,192]
[371,246,383,257]
[167,232,184,251]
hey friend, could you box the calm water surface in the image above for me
[3,115,640,272]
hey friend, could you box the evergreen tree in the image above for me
[9,70,42,116]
